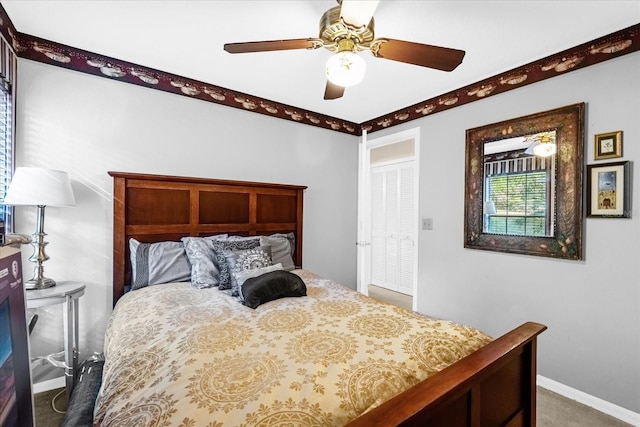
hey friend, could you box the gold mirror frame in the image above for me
[464,103,585,260]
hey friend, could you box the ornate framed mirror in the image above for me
[464,103,585,260]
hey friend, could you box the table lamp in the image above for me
[2,167,76,289]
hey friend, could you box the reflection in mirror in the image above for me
[464,103,585,260]
[483,131,556,237]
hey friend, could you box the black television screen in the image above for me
[0,297,18,425]
[0,247,33,427]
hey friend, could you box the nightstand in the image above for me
[26,281,85,399]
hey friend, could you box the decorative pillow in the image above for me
[231,264,282,302]
[269,232,295,253]
[180,235,229,289]
[259,235,295,271]
[210,237,262,290]
[224,246,273,297]
[241,270,307,309]
[129,238,191,291]
[233,264,284,302]
[225,245,272,270]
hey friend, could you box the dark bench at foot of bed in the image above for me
[62,354,105,427]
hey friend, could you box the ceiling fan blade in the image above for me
[224,38,323,54]
[340,0,379,28]
[370,38,465,71]
[324,80,345,100]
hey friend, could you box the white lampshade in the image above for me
[3,167,76,207]
[484,200,497,215]
[326,51,367,87]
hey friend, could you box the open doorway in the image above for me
[357,128,419,311]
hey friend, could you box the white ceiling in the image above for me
[2,1,639,123]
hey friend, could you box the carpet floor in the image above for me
[34,387,66,427]
[368,284,413,310]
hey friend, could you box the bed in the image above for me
[98,171,546,426]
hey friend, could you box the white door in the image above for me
[370,161,415,295]
[357,128,419,305]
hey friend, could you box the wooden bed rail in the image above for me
[345,322,547,427]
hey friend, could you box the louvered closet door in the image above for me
[370,161,415,295]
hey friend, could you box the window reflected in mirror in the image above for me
[483,131,556,237]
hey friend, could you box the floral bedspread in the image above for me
[94,270,491,426]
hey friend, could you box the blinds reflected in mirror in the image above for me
[484,153,555,237]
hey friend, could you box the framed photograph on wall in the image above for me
[594,131,622,160]
[587,161,631,218]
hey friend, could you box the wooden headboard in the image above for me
[109,171,307,306]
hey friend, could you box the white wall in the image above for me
[16,60,359,377]
[373,52,640,413]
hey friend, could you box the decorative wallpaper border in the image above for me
[361,24,640,133]
[0,4,637,136]
[0,5,360,136]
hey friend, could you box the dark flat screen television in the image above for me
[0,246,33,427]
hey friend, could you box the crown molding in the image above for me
[0,4,637,136]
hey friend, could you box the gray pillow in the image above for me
[270,232,295,253]
[129,238,191,291]
[259,234,295,271]
[180,235,229,289]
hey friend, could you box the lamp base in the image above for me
[26,277,56,290]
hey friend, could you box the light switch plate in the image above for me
[422,218,433,230]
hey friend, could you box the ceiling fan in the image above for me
[524,131,557,157]
[223,0,465,100]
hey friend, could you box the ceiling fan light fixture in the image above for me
[339,0,380,28]
[532,141,557,157]
[525,131,557,157]
[326,51,366,87]
[224,0,464,100]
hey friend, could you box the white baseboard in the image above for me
[537,375,640,426]
[33,376,65,394]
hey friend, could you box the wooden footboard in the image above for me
[346,322,547,427]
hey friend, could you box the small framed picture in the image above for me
[594,131,622,160]
[587,161,631,218]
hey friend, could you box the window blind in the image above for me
[0,35,16,233]
[0,85,11,228]
[486,171,549,236]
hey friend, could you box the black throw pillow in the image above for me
[241,270,307,309]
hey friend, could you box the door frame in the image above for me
[357,127,420,311]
